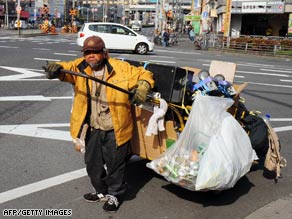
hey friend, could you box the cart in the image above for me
[128,59,247,161]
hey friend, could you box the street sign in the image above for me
[202,11,208,19]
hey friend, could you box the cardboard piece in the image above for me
[183,60,237,84]
[209,60,237,83]
[228,82,249,116]
[182,66,201,75]
[131,106,178,160]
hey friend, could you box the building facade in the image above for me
[1,0,291,37]
[215,0,292,37]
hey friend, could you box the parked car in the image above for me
[131,21,142,31]
[77,22,154,55]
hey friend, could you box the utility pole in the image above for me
[5,0,9,29]
[17,0,21,36]
[224,0,232,37]
[155,0,159,30]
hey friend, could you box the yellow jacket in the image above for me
[57,57,154,146]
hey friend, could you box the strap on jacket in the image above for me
[77,60,91,136]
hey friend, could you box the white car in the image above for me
[131,22,142,31]
[77,22,154,55]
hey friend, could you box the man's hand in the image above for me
[44,62,63,79]
[131,80,151,105]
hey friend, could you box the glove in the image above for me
[131,80,151,105]
[44,62,63,79]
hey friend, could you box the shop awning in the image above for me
[20,11,30,19]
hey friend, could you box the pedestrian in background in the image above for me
[162,29,170,47]
[189,28,195,42]
[44,36,154,213]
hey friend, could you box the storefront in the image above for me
[230,0,288,36]
[215,0,291,37]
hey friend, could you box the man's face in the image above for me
[83,50,104,69]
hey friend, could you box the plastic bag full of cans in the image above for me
[149,143,208,190]
[147,94,235,191]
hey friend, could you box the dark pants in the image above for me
[85,128,130,197]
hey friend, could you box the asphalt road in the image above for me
[0,31,291,219]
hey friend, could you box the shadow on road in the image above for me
[161,176,255,207]
[124,157,258,207]
[124,159,154,201]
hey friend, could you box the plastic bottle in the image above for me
[261,113,271,126]
[74,138,85,154]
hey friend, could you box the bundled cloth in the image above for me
[145,98,168,136]
[147,94,258,191]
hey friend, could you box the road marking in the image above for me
[261,68,292,74]
[236,80,292,88]
[274,126,292,132]
[236,70,290,77]
[0,168,87,204]
[0,79,53,81]
[0,123,72,141]
[0,95,72,101]
[271,118,292,122]
[32,48,51,50]
[148,60,176,64]
[34,58,61,61]
[150,55,174,59]
[154,49,201,55]
[0,66,44,81]
[53,53,78,56]
[0,45,18,49]
[237,63,275,68]
[280,79,292,83]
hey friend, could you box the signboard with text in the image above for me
[242,2,266,13]
[232,0,284,14]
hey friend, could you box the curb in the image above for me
[245,194,292,219]
[19,33,58,37]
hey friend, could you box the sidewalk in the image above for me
[0,28,63,37]
[0,28,43,35]
[245,193,292,219]
[165,34,292,58]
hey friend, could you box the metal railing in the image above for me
[199,33,292,57]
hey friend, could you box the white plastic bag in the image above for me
[147,95,258,191]
[195,115,258,190]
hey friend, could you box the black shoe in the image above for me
[103,195,120,213]
[83,192,107,203]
